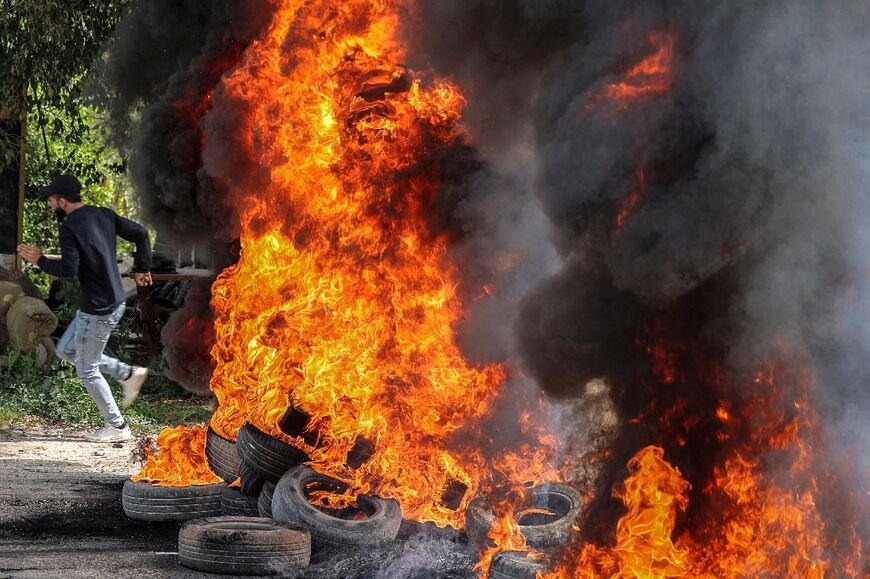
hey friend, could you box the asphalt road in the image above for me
[0,426,477,579]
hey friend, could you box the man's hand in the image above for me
[134,272,153,287]
[16,244,44,265]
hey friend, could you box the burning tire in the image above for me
[205,426,241,483]
[236,422,308,483]
[221,487,261,517]
[178,516,310,575]
[466,483,583,551]
[488,551,548,579]
[122,480,226,521]
[272,465,402,550]
[239,459,266,496]
[258,481,276,518]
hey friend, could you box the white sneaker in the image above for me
[85,423,133,443]
[120,366,148,408]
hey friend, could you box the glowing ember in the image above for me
[616,166,646,229]
[131,425,222,486]
[591,31,676,109]
[202,0,555,527]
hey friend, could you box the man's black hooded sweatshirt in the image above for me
[37,206,152,315]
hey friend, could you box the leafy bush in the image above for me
[0,349,212,432]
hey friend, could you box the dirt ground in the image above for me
[0,422,207,578]
[0,422,476,579]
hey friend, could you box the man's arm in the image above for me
[115,214,153,274]
[33,226,80,278]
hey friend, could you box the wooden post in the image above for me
[15,110,26,271]
[137,283,160,357]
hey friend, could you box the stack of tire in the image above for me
[465,483,584,579]
[181,423,400,573]
[121,423,315,575]
[201,425,264,518]
[229,421,403,555]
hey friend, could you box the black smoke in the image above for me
[103,1,278,393]
[407,0,870,562]
[104,0,277,252]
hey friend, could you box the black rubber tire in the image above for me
[236,422,309,483]
[259,481,276,518]
[488,551,548,579]
[239,459,266,497]
[466,483,583,551]
[205,426,242,483]
[221,487,261,517]
[272,465,402,550]
[122,480,226,521]
[178,516,311,575]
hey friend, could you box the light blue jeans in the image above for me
[56,303,131,428]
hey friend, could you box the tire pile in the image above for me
[123,422,581,577]
[122,421,403,575]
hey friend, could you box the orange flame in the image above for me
[200,0,556,527]
[548,446,690,579]
[616,166,646,229]
[473,485,536,577]
[591,31,676,110]
[131,425,222,486]
[548,357,866,578]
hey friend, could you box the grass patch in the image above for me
[0,350,213,433]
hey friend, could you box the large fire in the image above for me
[128,4,869,577]
[201,0,556,528]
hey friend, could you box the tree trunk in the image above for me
[0,115,23,270]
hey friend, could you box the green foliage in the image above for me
[0,1,131,155]
[21,99,147,291]
[0,1,145,269]
[23,100,136,251]
[0,350,213,433]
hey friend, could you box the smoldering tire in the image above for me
[488,551,549,579]
[236,422,309,483]
[466,483,583,551]
[272,465,402,551]
[259,481,276,518]
[205,426,242,483]
[221,486,261,517]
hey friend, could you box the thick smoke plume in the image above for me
[104,0,276,252]
[104,1,277,392]
[408,0,869,555]
[159,282,215,394]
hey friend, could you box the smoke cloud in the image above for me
[104,0,868,552]
[104,0,276,252]
[103,1,278,393]
[407,0,870,552]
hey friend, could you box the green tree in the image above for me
[0,1,131,153]
[23,100,135,251]
[0,0,132,262]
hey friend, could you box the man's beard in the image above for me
[54,208,66,223]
